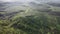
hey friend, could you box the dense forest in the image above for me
[0,0,60,34]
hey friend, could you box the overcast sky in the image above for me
[0,0,60,3]
[0,0,34,2]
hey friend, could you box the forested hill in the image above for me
[0,0,60,34]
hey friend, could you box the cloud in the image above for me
[0,0,60,3]
[0,0,33,2]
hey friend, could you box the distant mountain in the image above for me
[0,2,23,11]
[28,1,50,12]
[47,2,60,7]
[0,0,60,12]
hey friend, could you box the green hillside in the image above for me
[0,1,60,34]
[0,6,60,34]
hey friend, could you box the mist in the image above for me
[0,0,60,3]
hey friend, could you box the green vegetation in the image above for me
[0,5,60,34]
[0,11,60,34]
[50,7,60,12]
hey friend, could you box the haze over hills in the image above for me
[0,0,60,17]
[0,0,60,16]
[0,0,60,34]
[0,0,60,12]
